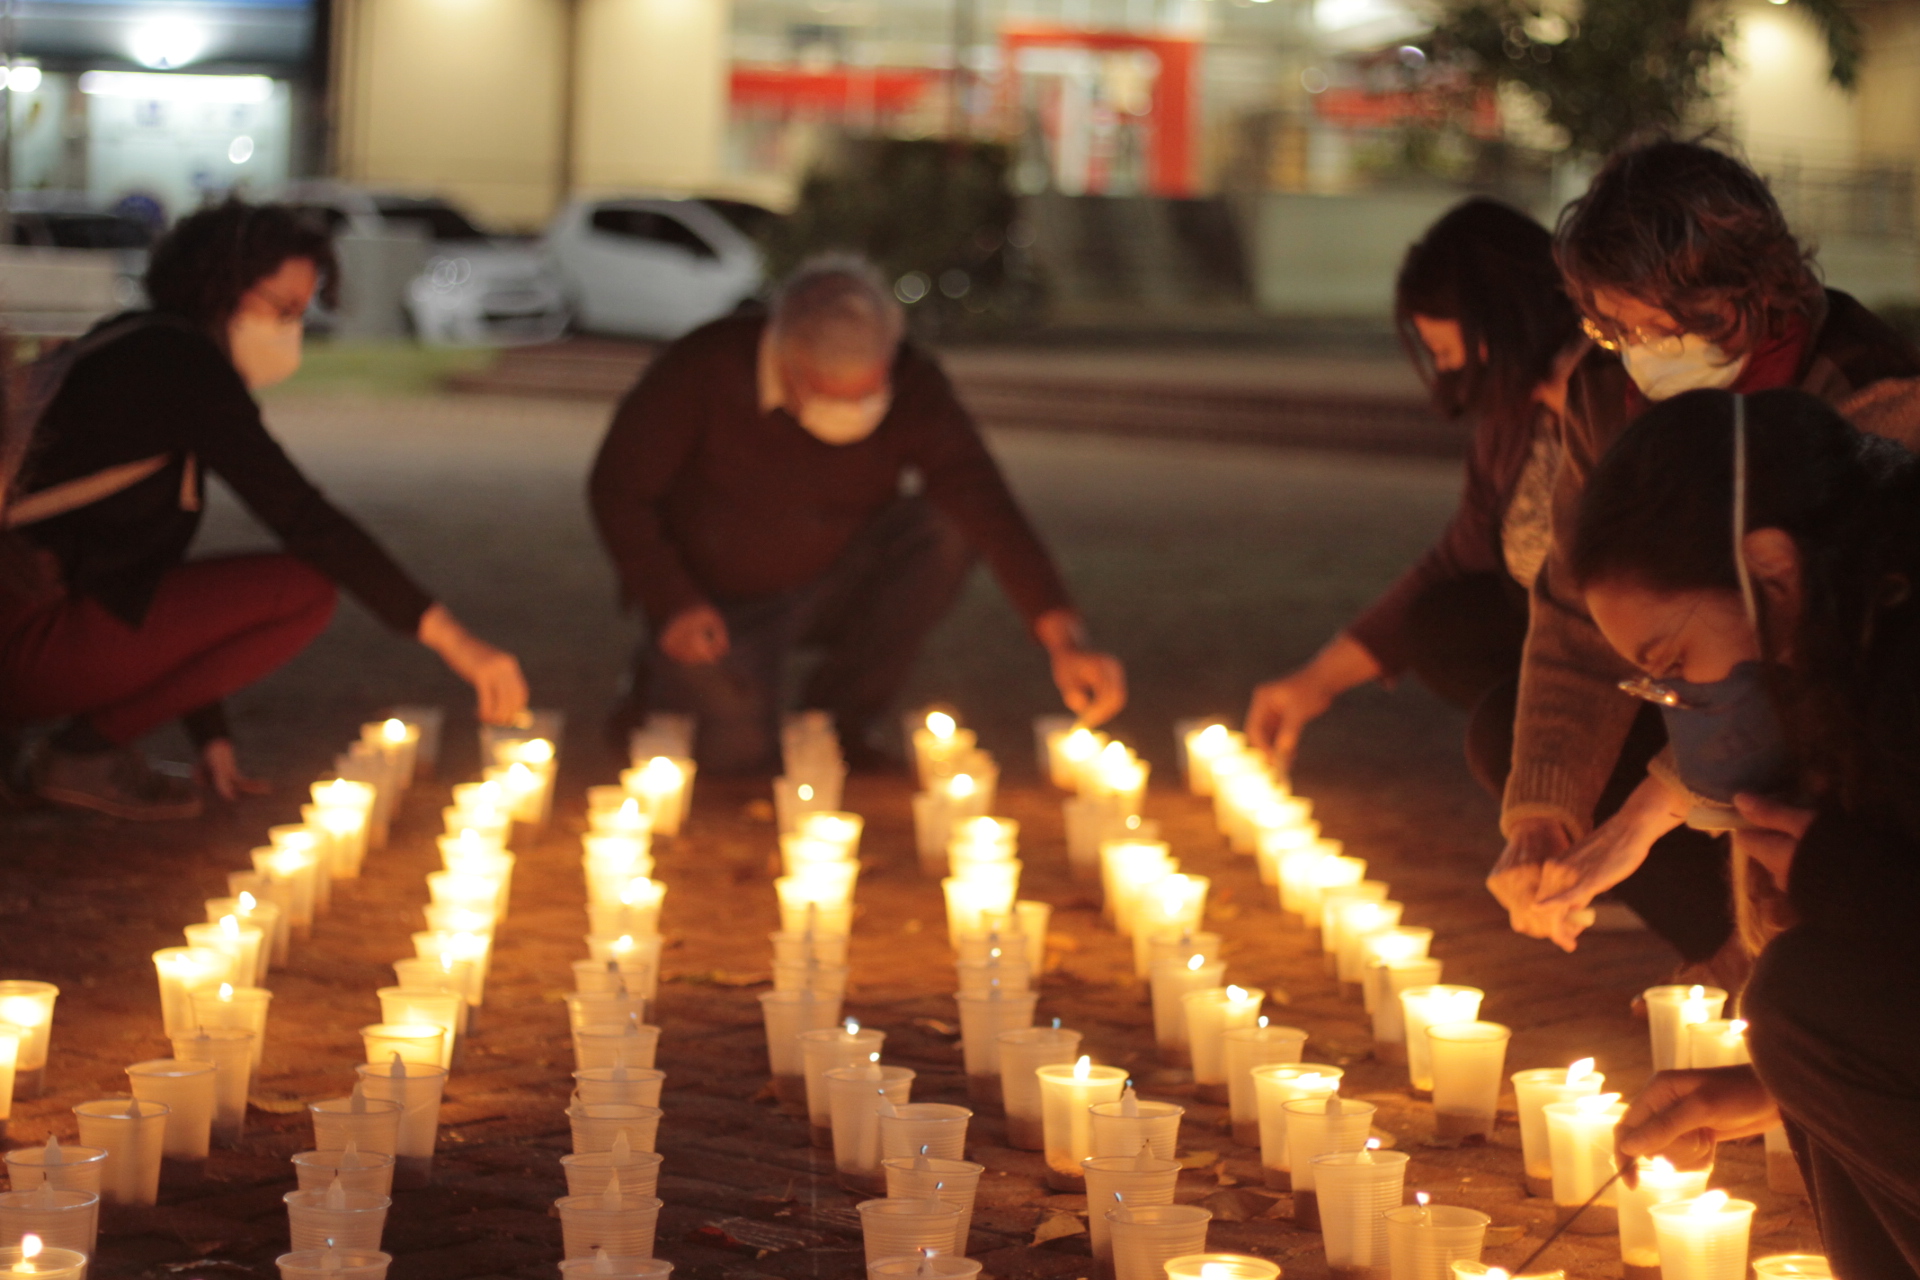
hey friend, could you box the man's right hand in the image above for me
[1616,1066,1780,1181]
[660,604,730,665]
[1487,816,1572,940]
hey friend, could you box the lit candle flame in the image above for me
[1072,1054,1092,1081]
[868,1052,881,1064]
[949,774,976,799]
[798,784,814,802]
[1257,1015,1269,1029]
[1194,724,1229,752]
[1566,1057,1596,1085]
[382,718,407,743]
[1186,954,1205,972]
[520,738,554,765]
[1416,1192,1430,1207]
[1576,1092,1623,1113]
[238,891,256,912]
[1730,1019,1749,1035]
[1199,1265,1233,1280]
[1646,1156,1677,1176]
[218,983,234,1001]
[1365,1137,1381,1150]
[1687,985,1705,1000]
[20,1234,40,1261]
[845,1018,860,1034]
[612,935,634,955]
[1688,1189,1731,1215]
[219,914,240,939]
[927,711,956,739]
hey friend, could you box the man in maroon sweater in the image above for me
[589,258,1125,771]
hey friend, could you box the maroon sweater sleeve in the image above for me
[898,350,1075,626]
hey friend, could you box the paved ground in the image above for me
[0,390,1821,1279]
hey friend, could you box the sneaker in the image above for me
[32,745,203,821]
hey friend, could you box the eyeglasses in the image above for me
[1580,316,1688,357]
[1617,675,1705,711]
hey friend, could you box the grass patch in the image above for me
[269,339,498,397]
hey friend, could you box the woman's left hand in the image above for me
[199,738,271,801]
[1732,792,1815,886]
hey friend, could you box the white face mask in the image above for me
[797,391,891,445]
[228,312,304,390]
[1619,333,1748,401]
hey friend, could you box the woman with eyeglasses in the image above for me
[1571,388,1920,1277]
[1486,140,1920,967]
[0,199,528,820]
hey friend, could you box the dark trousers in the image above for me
[1407,574,1735,964]
[617,496,975,774]
[1748,926,1920,1279]
[0,553,336,745]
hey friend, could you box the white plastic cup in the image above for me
[1426,1022,1510,1143]
[293,1149,395,1196]
[1511,1068,1604,1196]
[1643,986,1728,1072]
[276,1248,392,1280]
[378,989,463,1069]
[284,1186,391,1251]
[359,1023,444,1069]
[827,1066,916,1192]
[0,981,58,1097]
[0,1243,83,1278]
[1251,1063,1342,1189]
[1545,1096,1627,1233]
[856,1197,963,1267]
[574,1023,663,1073]
[0,1185,99,1257]
[355,1060,448,1185]
[574,1067,667,1108]
[1223,1025,1308,1147]
[1105,1202,1211,1280]
[1037,1061,1129,1190]
[759,991,843,1109]
[556,1191,664,1260]
[170,1028,254,1145]
[1617,1158,1712,1277]
[126,1058,217,1161]
[569,1103,664,1155]
[1398,986,1483,1094]
[1082,1152,1181,1266]
[310,1096,403,1157]
[1383,1203,1488,1280]
[878,1104,972,1161]
[996,1027,1081,1150]
[1315,1148,1409,1277]
[3,1142,106,1194]
[73,1096,169,1206]
[800,1027,886,1148]
[1183,988,1267,1101]
[1087,1098,1183,1160]
[1368,958,1442,1063]
[954,991,1036,1101]
[1648,1195,1757,1280]
[560,1149,665,1198]
[882,1156,985,1255]
[1284,1096,1376,1229]
[867,1256,982,1280]
[190,986,273,1076]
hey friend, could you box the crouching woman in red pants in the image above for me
[0,199,527,819]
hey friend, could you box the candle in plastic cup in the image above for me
[1037,1057,1128,1191]
[1359,928,1433,1013]
[1648,1191,1756,1280]
[0,1024,19,1126]
[561,1136,665,1198]
[1224,1023,1308,1146]
[0,982,58,1097]
[1164,1255,1279,1280]
[190,984,273,1075]
[760,990,844,1110]
[1105,1202,1212,1280]
[1384,1201,1488,1280]
[1618,1156,1713,1280]
[284,1179,391,1252]
[355,1057,448,1186]
[857,1196,963,1267]
[997,1027,1081,1150]
[1451,1264,1562,1280]
[826,1062,916,1193]
[1511,1061,1603,1197]
[126,1058,216,1160]
[0,1185,99,1258]
[569,1102,663,1155]
[867,1255,981,1280]
[1398,986,1482,1095]
[1370,958,1443,1064]
[1082,1148,1180,1265]
[1644,985,1727,1072]
[169,1027,253,1145]
[3,1139,106,1195]
[1251,1064,1341,1190]
[1284,1094,1376,1230]
[1544,1093,1626,1233]
[1149,957,1224,1062]
[1315,1146,1409,1278]
[73,1096,168,1206]
[1183,986,1265,1103]
[183,917,264,1000]
[883,1154,985,1256]
[575,1021,663,1073]
[556,1174,663,1259]
[310,1089,403,1157]
[954,990,1036,1105]
[878,1104,972,1162]
[800,1023,885,1148]
[1751,1257,1834,1278]
[559,1253,673,1280]
[574,1066,667,1109]
[0,1238,85,1280]
[152,947,233,1040]
[276,1247,393,1280]
[377,989,463,1069]
[1426,1022,1510,1143]
[293,1146,395,1196]
[1686,1018,1751,1069]
[1088,1089,1183,1160]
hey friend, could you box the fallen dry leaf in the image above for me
[1033,1212,1086,1244]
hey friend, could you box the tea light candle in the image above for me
[377,988,463,1068]
[251,844,318,933]
[1036,1056,1128,1190]
[1618,1156,1713,1280]
[1163,1254,1278,1280]
[480,761,545,824]
[360,1023,444,1068]
[1150,954,1225,1063]
[0,981,58,1096]
[1511,1059,1603,1196]
[621,756,694,837]
[1398,984,1483,1094]
[776,877,853,937]
[1183,985,1265,1102]
[1100,840,1175,933]
[1385,1198,1490,1280]
[1648,1191,1756,1280]
[773,777,836,835]
[152,947,233,1039]
[1,1236,85,1280]
[1046,726,1105,790]
[1645,985,1727,1071]
[268,824,332,913]
[365,717,422,789]
[205,893,283,978]
[1181,723,1239,795]
[1687,1019,1751,1069]
[1544,1092,1626,1233]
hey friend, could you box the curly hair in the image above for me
[144,198,339,335]
[1555,141,1823,349]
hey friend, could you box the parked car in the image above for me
[276,182,568,346]
[544,197,765,339]
[8,193,153,309]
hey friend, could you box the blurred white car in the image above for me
[544,198,765,339]
[278,182,568,346]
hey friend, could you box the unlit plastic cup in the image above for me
[1223,1025,1308,1146]
[575,1023,664,1073]
[955,990,1037,1103]
[310,1097,403,1157]
[73,1096,169,1206]
[827,1066,915,1193]
[126,1058,217,1160]
[857,1197,963,1267]
[1106,1202,1212,1280]
[1314,1148,1408,1277]
[1648,1195,1757,1280]
[879,1104,971,1161]
[997,1027,1081,1150]
[170,1028,254,1145]
[1284,1096,1376,1229]
[4,1143,106,1194]
[276,1248,393,1279]
[759,991,844,1110]
[567,992,648,1035]
[556,1191,663,1259]
[1082,1152,1181,1267]
[0,1185,99,1257]
[293,1148,396,1196]
[561,1149,665,1198]
[355,1061,448,1184]
[1384,1203,1488,1280]
[1426,1023,1510,1143]
[558,1256,673,1279]
[0,1243,83,1278]
[284,1187,391,1251]
[1088,1099,1183,1160]
[570,1103,663,1155]
[883,1156,985,1254]
[574,1067,666,1108]
[867,1257,982,1280]
[800,1027,885,1148]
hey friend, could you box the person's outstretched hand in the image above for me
[418,603,530,726]
[1616,1065,1779,1182]
[1245,633,1381,769]
[1487,816,1571,941]
[1535,773,1690,950]
[659,603,730,666]
[1036,609,1126,727]
[199,738,270,801]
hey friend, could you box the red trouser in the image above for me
[0,553,336,745]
